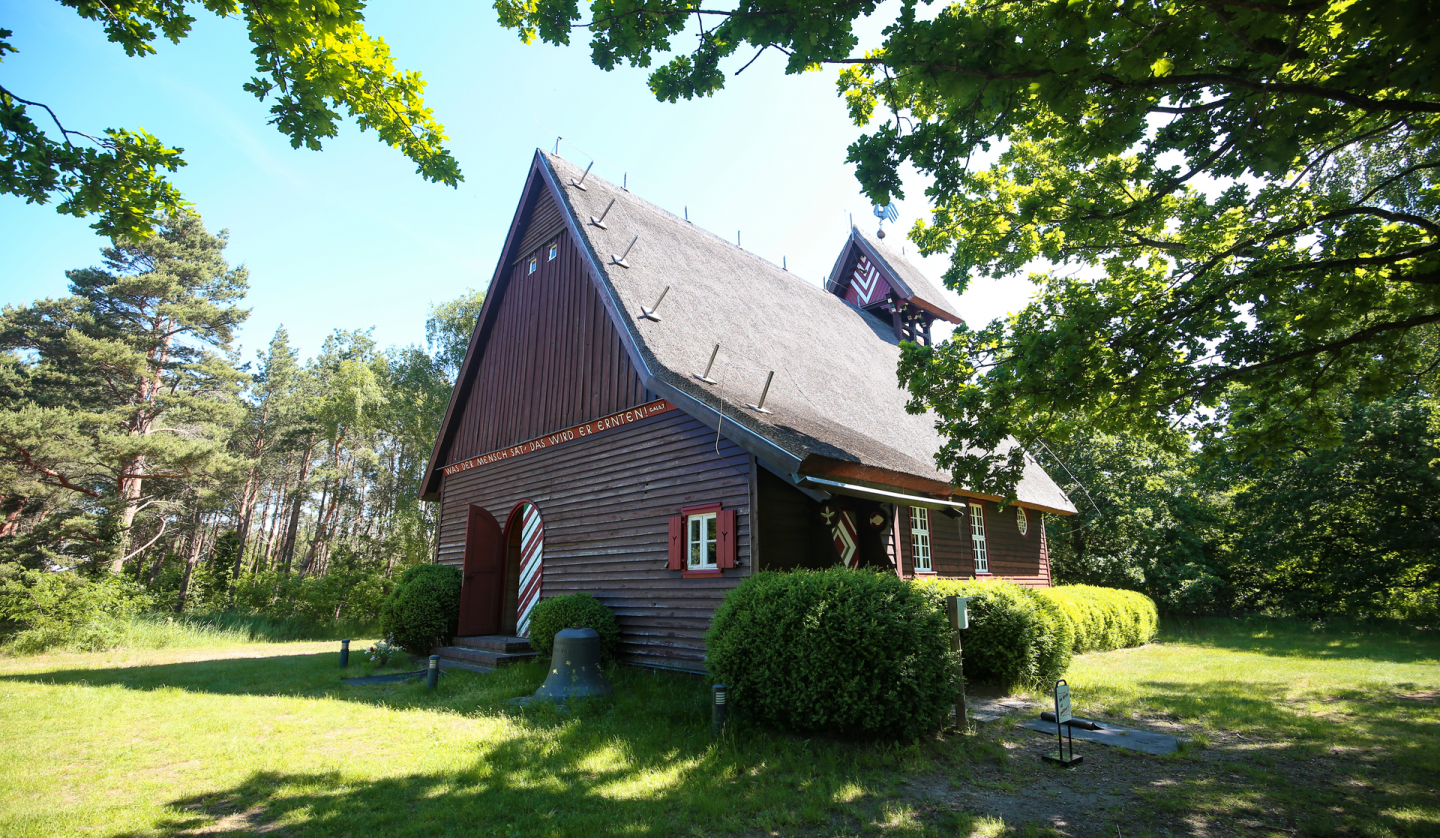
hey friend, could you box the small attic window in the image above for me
[528,256,537,275]
[548,242,558,261]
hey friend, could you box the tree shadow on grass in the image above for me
[1080,677,1440,837]
[0,651,554,710]
[1159,618,1440,665]
[92,681,1024,838]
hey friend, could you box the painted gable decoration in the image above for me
[847,254,892,307]
[826,226,964,347]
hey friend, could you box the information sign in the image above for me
[1055,682,1072,724]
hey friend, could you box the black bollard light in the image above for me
[340,638,350,668]
[712,684,727,739]
[427,654,439,691]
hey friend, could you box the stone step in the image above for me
[453,635,534,654]
[434,645,538,669]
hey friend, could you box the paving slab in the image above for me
[1022,717,1183,755]
[342,670,430,685]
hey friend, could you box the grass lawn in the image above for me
[0,619,1436,837]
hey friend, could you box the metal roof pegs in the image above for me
[570,160,593,191]
[611,235,638,268]
[694,344,720,384]
[747,371,774,414]
[590,198,616,229]
[640,285,669,322]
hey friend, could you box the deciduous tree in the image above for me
[1,2,459,238]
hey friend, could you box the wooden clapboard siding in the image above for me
[439,408,752,671]
[516,190,564,259]
[980,501,1050,587]
[444,222,650,467]
[895,501,1050,587]
[897,507,970,578]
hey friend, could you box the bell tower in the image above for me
[824,226,965,345]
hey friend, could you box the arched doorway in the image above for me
[458,505,504,637]
[503,502,544,637]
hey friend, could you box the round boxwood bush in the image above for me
[379,564,461,655]
[527,593,620,662]
[910,577,1071,688]
[706,568,955,740]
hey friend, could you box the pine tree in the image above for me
[0,211,248,572]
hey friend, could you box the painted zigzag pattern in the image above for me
[516,504,544,637]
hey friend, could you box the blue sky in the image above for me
[2,1,1033,363]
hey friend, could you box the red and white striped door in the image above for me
[515,503,544,637]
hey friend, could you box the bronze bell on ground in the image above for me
[533,627,612,700]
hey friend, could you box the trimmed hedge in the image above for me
[706,569,955,740]
[1032,585,1159,652]
[379,564,461,655]
[526,593,621,662]
[910,577,1072,688]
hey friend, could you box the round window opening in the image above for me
[1017,507,1029,536]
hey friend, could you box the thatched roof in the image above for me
[539,153,1075,514]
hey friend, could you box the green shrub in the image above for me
[0,570,154,654]
[706,569,955,740]
[526,593,621,662]
[379,564,461,655]
[910,577,1071,688]
[1033,585,1159,652]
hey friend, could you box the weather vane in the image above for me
[873,203,898,238]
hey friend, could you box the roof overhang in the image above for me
[795,475,969,511]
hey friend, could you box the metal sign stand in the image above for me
[946,596,969,733]
[1042,679,1083,767]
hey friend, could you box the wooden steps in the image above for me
[435,635,538,671]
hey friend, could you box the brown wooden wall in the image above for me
[895,500,1051,587]
[442,219,650,467]
[439,408,753,671]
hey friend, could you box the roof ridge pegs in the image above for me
[640,286,669,322]
[570,160,593,191]
[591,198,615,229]
[747,370,774,414]
[611,235,638,268]
[694,344,720,384]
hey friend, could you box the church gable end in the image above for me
[431,174,650,480]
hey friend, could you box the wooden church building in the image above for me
[421,151,1077,672]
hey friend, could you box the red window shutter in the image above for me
[667,515,684,571]
[717,508,738,569]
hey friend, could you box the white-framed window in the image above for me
[1017,507,1029,536]
[909,507,932,572]
[548,242,558,260]
[971,504,989,573]
[688,511,718,570]
[528,256,537,275]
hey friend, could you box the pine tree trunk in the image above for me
[174,509,206,612]
[279,434,316,573]
[111,455,147,574]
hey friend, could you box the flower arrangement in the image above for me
[367,637,401,667]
